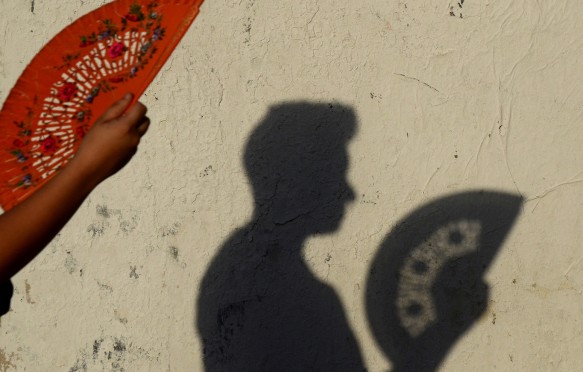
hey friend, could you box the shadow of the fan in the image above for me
[366,191,522,371]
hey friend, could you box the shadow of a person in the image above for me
[366,191,522,372]
[196,102,365,371]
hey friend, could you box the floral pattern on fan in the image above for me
[7,1,167,189]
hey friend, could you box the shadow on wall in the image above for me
[366,191,523,372]
[196,102,366,371]
[194,100,523,371]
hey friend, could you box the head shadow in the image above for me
[366,191,523,371]
[244,101,356,236]
[196,102,365,371]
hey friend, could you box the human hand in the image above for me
[71,93,150,186]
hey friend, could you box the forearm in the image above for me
[0,94,149,283]
[0,159,99,282]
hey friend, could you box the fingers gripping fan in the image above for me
[0,0,204,211]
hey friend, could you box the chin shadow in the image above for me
[366,191,523,372]
[196,102,365,371]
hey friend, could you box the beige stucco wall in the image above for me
[1,0,582,370]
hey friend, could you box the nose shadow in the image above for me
[196,102,365,371]
[366,191,523,371]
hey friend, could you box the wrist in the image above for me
[62,156,104,195]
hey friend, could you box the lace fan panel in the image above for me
[8,2,166,189]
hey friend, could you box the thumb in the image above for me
[98,93,134,122]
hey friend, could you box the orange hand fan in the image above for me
[0,0,204,211]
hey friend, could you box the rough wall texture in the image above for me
[1,0,582,371]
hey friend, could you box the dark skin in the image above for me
[0,93,150,283]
